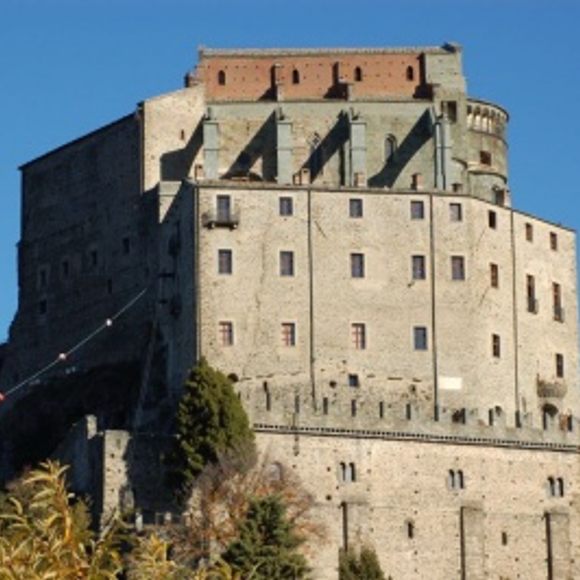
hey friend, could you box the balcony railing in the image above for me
[202,209,240,230]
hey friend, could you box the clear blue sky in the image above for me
[1,0,580,341]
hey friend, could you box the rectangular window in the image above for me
[526,275,537,313]
[217,195,231,222]
[525,223,534,242]
[350,253,365,278]
[90,249,98,268]
[488,210,497,229]
[122,237,131,255]
[412,255,426,280]
[451,256,465,280]
[351,323,366,350]
[480,151,492,165]
[279,197,293,216]
[218,249,233,275]
[553,283,564,322]
[39,299,47,315]
[348,373,360,388]
[349,198,363,218]
[450,203,463,222]
[550,232,558,251]
[280,251,294,276]
[490,263,499,288]
[281,322,296,347]
[410,200,424,220]
[413,326,428,351]
[218,321,234,346]
[556,353,564,378]
[492,334,501,358]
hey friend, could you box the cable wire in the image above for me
[0,287,148,400]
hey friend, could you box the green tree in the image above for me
[339,546,385,580]
[223,495,309,579]
[167,358,255,498]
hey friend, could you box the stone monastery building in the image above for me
[0,44,579,578]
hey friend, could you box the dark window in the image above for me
[450,203,463,222]
[90,250,98,268]
[414,326,428,351]
[39,268,48,288]
[526,275,537,313]
[218,249,233,275]
[322,397,329,415]
[348,373,360,388]
[410,200,424,220]
[354,66,363,82]
[480,151,492,165]
[218,70,226,85]
[280,251,294,276]
[61,260,70,279]
[39,300,47,315]
[488,210,497,229]
[351,399,357,417]
[349,198,363,218]
[107,278,113,295]
[281,322,296,347]
[351,253,365,278]
[279,197,293,216]
[553,282,564,321]
[492,334,501,358]
[525,223,534,242]
[412,255,426,280]
[219,321,234,346]
[490,263,499,288]
[501,532,508,546]
[451,256,465,280]
[556,353,564,378]
[385,135,397,161]
[407,521,415,539]
[292,69,300,84]
[351,323,366,349]
[406,66,414,81]
[217,195,231,222]
[550,232,558,251]
[122,237,131,255]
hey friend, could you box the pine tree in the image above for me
[339,546,385,580]
[223,495,309,579]
[166,358,255,498]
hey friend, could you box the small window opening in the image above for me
[410,200,425,220]
[480,151,492,165]
[550,232,558,251]
[122,237,131,255]
[492,334,501,358]
[407,521,415,539]
[279,196,293,216]
[348,373,360,388]
[61,260,70,279]
[39,300,47,315]
[351,399,357,417]
[490,263,499,288]
[385,134,397,162]
[525,223,534,242]
[294,394,300,414]
[218,70,226,86]
[354,66,363,82]
[266,390,271,412]
[322,397,329,415]
[406,66,414,81]
[556,353,564,378]
[292,69,300,84]
[107,278,113,295]
[379,401,384,418]
[90,250,98,268]
[349,198,363,218]
[501,532,508,546]
[488,210,497,229]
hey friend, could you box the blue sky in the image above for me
[1,0,580,341]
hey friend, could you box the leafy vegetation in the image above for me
[166,358,255,498]
[339,546,386,580]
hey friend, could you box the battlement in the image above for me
[242,384,580,452]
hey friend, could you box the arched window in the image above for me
[548,476,556,497]
[218,70,226,86]
[557,477,565,497]
[385,134,397,162]
[448,470,456,490]
[292,69,300,84]
[406,66,414,81]
[354,66,363,82]
[339,462,347,482]
[458,470,465,489]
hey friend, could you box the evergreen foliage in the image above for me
[223,495,309,579]
[339,546,385,580]
[167,358,255,497]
